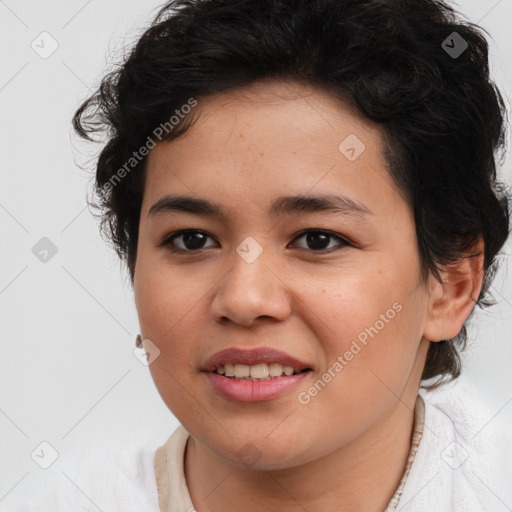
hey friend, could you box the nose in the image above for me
[210,247,292,328]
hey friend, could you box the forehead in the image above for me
[142,80,400,219]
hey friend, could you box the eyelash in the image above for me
[160,229,351,254]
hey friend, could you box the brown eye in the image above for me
[162,230,217,252]
[290,230,350,252]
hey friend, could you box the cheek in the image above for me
[302,265,403,346]
[292,285,422,447]
[135,255,203,332]
[303,261,424,388]
[136,268,207,418]
[134,261,206,385]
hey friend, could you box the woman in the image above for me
[15,0,512,510]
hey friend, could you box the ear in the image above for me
[423,238,485,342]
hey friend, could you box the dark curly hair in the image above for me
[72,0,511,388]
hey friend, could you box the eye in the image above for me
[289,229,350,252]
[161,229,217,252]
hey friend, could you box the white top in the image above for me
[5,381,511,511]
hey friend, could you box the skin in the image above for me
[133,79,484,512]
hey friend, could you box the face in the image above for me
[134,80,433,469]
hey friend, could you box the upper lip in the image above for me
[202,347,313,373]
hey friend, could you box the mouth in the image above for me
[201,347,313,401]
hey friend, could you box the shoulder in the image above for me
[5,432,163,512]
[397,379,512,512]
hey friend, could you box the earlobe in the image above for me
[423,238,484,342]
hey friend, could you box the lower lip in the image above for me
[204,371,311,402]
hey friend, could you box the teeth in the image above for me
[249,363,268,379]
[269,363,284,377]
[215,363,302,379]
[234,364,250,378]
[283,366,294,376]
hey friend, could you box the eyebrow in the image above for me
[148,193,373,220]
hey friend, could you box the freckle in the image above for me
[260,152,264,157]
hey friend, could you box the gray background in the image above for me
[1,0,511,506]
